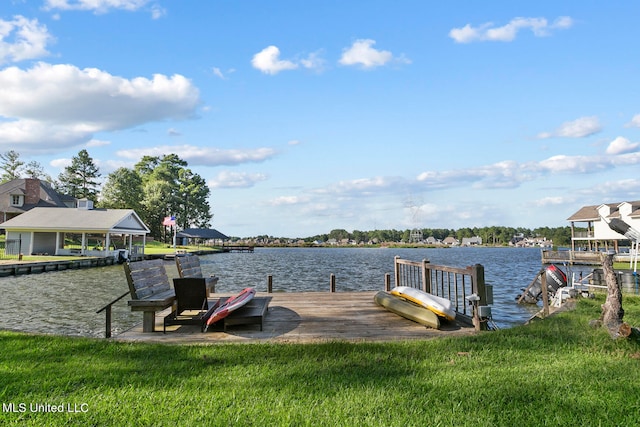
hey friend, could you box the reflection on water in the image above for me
[0,265,135,338]
[0,247,577,337]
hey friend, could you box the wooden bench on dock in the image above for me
[175,254,219,296]
[124,259,176,332]
[124,259,214,333]
[125,259,270,333]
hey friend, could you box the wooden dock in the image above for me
[541,250,637,266]
[0,256,118,277]
[115,292,476,344]
[221,245,254,253]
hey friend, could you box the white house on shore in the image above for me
[1,200,150,258]
[567,201,640,251]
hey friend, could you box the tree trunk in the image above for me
[599,253,625,338]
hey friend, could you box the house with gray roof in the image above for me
[1,201,150,259]
[461,236,482,246]
[0,178,75,224]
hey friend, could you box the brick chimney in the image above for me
[24,178,41,204]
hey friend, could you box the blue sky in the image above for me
[1,1,640,237]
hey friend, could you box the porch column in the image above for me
[27,232,35,255]
[105,233,111,256]
[55,232,61,256]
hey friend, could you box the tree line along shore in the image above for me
[230,226,574,248]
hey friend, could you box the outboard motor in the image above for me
[117,249,129,264]
[517,264,567,304]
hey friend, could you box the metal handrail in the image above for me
[96,291,130,338]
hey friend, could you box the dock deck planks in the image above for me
[116,291,475,344]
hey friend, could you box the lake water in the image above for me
[0,247,588,337]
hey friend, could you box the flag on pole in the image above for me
[162,215,176,226]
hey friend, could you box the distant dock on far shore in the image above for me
[221,245,254,253]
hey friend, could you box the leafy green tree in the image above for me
[141,179,174,240]
[175,168,212,229]
[351,230,368,244]
[100,167,143,211]
[0,150,24,183]
[56,149,101,200]
[134,154,212,241]
[329,229,350,241]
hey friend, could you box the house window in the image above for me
[10,195,24,207]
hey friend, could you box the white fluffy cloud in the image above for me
[252,41,403,74]
[0,62,200,150]
[0,16,53,64]
[537,116,602,139]
[117,145,277,166]
[44,0,149,13]
[339,39,396,69]
[626,114,640,128]
[605,136,640,155]
[411,150,640,194]
[450,16,573,43]
[251,46,299,75]
[0,119,93,149]
[417,160,525,190]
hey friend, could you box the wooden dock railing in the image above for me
[96,291,130,338]
[389,256,492,331]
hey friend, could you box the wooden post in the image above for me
[267,275,273,293]
[540,272,549,317]
[471,264,487,331]
[394,256,400,288]
[426,260,432,294]
[385,273,391,291]
[105,305,112,338]
[330,273,336,292]
[142,311,155,333]
[422,259,429,293]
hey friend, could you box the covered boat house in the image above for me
[1,201,150,259]
[177,228,229,247]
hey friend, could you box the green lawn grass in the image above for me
[1,295,639,426]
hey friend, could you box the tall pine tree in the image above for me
[56,149,101,201]
[0,150,24,183]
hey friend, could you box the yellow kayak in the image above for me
[390,286,456,321]
[374,291,440,329]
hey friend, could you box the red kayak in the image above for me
[203,287,256,332]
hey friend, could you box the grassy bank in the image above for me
[1,296,639,426]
